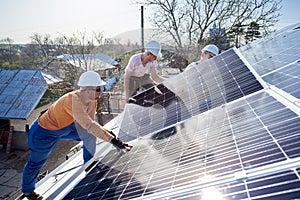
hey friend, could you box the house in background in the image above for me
[44,53,120,86]
[0,69,61,152]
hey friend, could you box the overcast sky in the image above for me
[0,0,299,44]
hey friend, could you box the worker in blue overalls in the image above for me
[22,71,132,200]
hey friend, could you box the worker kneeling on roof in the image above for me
[22,71,132,200]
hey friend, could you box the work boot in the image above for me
[24,191,43,200]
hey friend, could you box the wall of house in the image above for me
[9,104,50,150]
[10,119,26,132]
[10,119,27,150]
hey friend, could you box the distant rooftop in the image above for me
[0,69,48,119]
[56,53,118,71]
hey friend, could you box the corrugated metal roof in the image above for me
[41,72,62,84]
[0,69,48,120]
[56,53,118,71]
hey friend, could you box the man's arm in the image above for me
[71,94,132,153]
[150,68,165,83]
[71,95,112,141]
[124,71,132,103]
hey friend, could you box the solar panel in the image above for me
[239,23,300,77]
[56,24,300,200]
[115,48,264,141]
[63,90,300,199]
[238,23,300,100]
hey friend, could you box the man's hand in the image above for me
[110,137,133,153]
[107,130,133,153]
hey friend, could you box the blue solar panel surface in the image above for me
[239,23,300,99]
[63,92,300,200]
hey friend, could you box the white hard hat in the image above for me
[145,40,162,58]
[77,71,106,87]
[202,44,219,56]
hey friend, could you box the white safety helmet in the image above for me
[145,40,162,58]
[77,71,106,87]
[202,44,219,56]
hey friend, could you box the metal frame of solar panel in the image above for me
[37,23,300,200]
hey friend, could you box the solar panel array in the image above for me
[62,23,300,199]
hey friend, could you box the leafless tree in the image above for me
[135,0,281,61]
[0,37,15,65]
[42,31,125,87]
[30,33,54,58]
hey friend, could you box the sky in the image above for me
[0,0,299,44]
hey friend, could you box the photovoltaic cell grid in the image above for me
[115,48,263,141]
[63,92,300,200]
[239,23,300,98]
[63,24,300,199]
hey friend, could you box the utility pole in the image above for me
[141,6,144,52]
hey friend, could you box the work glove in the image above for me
[108,130,133,153]
[107,130,117,138]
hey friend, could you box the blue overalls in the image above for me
[22,119,96,194]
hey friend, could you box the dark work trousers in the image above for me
[128,74,155,98]
[22,120,96,194]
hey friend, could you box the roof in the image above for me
[56,53,119,71]
[0,69,48,120]
[23,23,300,199]
[41,72,62,85]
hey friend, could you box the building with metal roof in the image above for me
[0,69,47,120]
[0,69,61,151]
[45,53,119,83]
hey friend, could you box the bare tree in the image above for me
[0,37,15,65]
[45,32,90,85]
[135,0,281,61]
[44,31,125,86]
[30,33,54,58]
